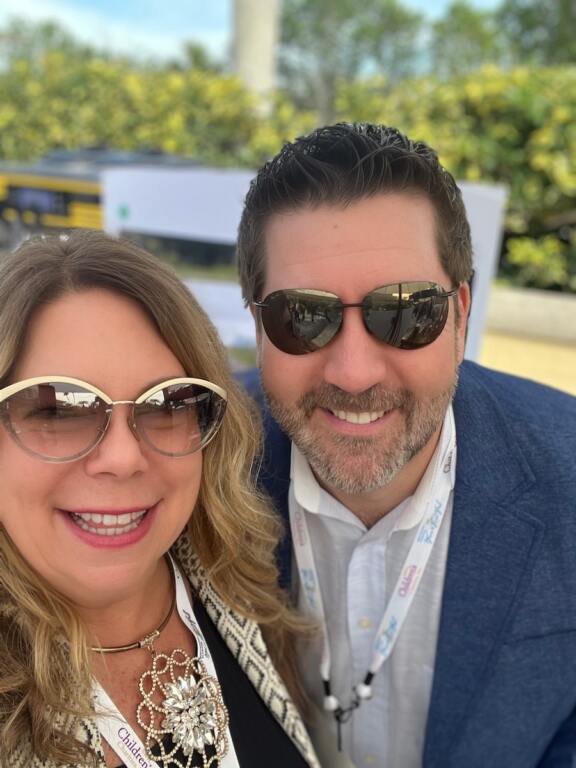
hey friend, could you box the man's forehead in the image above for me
[261,193,448,294]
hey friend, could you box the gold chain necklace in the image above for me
[91,559,229,768]
[91,585,176,654]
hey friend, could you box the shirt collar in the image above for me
[292,442,322,513]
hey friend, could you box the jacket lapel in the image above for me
[423,366,543,767]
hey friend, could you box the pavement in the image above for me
[480,331,576,396]
[480,286,575,396]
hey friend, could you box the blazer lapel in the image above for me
[424,369,543,767]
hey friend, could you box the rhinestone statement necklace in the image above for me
[91,560,229,767]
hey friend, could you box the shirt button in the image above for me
[364,754,377,765]
[358,617,372,630]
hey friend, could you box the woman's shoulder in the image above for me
[8,719,105,768]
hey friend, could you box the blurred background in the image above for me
[0,0,574,393]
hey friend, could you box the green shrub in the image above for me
[506,234,576,290]
[0,53,574,291]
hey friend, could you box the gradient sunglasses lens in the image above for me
[258,289,343,355]
[134,381,227,457]
[1,381,107,461]
[0,378,227,461]
[257,282,455,354]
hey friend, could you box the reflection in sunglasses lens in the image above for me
[260,281,452,354]
[136,384,221,457]
[1,381,226,461]
[5,383,106,460]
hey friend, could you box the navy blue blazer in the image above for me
[239,361,576,768]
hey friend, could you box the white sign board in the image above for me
[459,182,508,359]
[102,167,506,360]
[184,279,255,349]
[103,167,254,244]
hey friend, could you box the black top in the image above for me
[115,597,308,767]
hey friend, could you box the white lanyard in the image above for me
[93,555,240,768]
[291,408,456,736]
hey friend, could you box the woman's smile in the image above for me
[58,502,160,547]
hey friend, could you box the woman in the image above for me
[0,231,318,768]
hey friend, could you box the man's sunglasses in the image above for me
[253,281,459,355]
[0,376,227,462]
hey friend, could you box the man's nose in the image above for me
[322,307,394,394]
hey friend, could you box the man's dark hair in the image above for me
[237,122,473,304]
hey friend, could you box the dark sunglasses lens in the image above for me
[2,383,105,460]
[260,290,342,355]
[365,282,450,349]
[136,383,226,456]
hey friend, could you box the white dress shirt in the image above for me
[290,407,455,768]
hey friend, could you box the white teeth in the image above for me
[333,410,385,424]
[72,517,141,536]
[69,509,147,536]
[73,510,146,524]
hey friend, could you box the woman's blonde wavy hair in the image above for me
[0,230,305,766]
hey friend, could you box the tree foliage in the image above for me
[175,42,224,73]
[0,42,315,167]
[497,0,576,66]
[279,0,423,122]
[429,1,504,78]
[278,0,576,122]
[0,17,97,71]
[507,235,576,291]
[0,15,574,291]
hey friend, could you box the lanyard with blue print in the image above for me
[291,408,456,750]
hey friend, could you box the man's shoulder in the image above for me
[456,361,576,482]
[235,366,291,492]
[236,368,290,446]
[236,368,265,406]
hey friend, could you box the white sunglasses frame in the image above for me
[0,376,227,462]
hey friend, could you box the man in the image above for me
[236,123,576,768]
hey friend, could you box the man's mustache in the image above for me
[298,384,414,417]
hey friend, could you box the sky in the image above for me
[0,0,501,63]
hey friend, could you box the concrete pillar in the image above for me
[233,0,280,114]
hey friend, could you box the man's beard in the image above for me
[264,375,458,496]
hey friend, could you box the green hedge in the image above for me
[0,55,573,291]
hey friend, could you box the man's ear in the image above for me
[249,303,263,365]
[456,282,471,363]
[458,281,471,324]
[249,303,262,341]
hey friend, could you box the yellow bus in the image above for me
[0,149,197,247]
